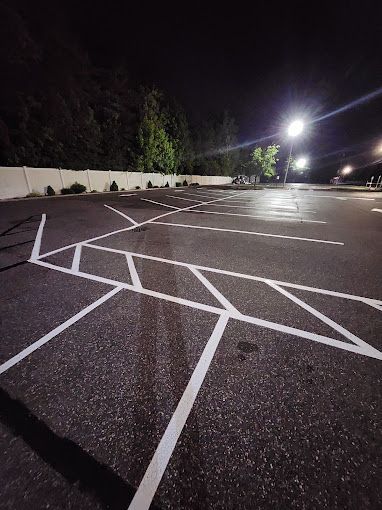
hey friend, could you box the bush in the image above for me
[175,182,182,187]
[183,179,188,186]
[70,182,86,194]
[61,188,74,195]
[121,188,125,191]
[26,191,42,198]
[110,180,118,191]
[135,186,141,190]
[90,189,98,193]
[190,182,199,187]
[153,185,159,188]
[46,185,55,196]
[165,181,169,187]
[147,180,153,188]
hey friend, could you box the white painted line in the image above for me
[126,254,142,289]
[0,287,122,375]
[30,213,46,260]
[174,190,185,192]
[140,198,181,210]
[371,208,382,214]
[187,209,326,224]
[82,243,382,306]
[183,191,234,199]
[71,244,82,272]
[119,194,137,197]
[306,195,375,201]
[166,195,205,203]
[196,202,317,213]
[266,281,381,355]
[104,204,138,225]
[153,221,344,245]
[31,258,382,361]
[37,190,248,259]
[128,314,229,510]
[189,267,239,313]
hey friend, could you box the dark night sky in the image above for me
[13,0,382,176]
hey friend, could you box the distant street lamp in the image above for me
[341,165,352,176]
[295,157,308,169]
[284,119,304,186]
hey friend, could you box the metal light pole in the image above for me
[283,142,293,187]
[283,119,304,187]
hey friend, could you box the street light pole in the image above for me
[283,142,293,187]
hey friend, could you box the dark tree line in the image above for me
[0,2,240,175]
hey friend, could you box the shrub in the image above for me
[147,180,153,188]
[26,191,42,198]
[190,182,199,187]
[121,188,125,191]
[46,185,55,196]
[110,180,118,191]
[61,188,74,195]
[135,186,141,190]
[153,185,159,188]
[70,182,86,194]
[183,179,188,186]
[165,181,169,187]
[90,189,98,193]
[175,182,182,187]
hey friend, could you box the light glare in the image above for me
[295,157,307,169]
[288,120,304,137]
[342,165,352,175]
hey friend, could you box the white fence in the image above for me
[0,167,232,199]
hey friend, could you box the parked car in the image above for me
[232,175,249,184]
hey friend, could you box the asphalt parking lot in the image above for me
[0,185,381,509]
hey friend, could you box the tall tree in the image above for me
[247,144,280,179]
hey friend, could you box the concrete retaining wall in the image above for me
[0,167,232,199]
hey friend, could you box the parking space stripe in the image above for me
[71,244,82,272]
[104,204,138,225]
[140,198,181,209]
[0,287,122,376]
[126,254,142,289]
[166,195,205,203]
[153,221,343,244]
[189,267,239,313]
[30,213,46,260]
[266,281,381,355]
[128,314,230,510]
[187,209,326,223]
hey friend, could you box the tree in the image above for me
[136,88,176,174]
[247,144,280,179]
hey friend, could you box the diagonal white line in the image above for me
[140,198,180,209]
[189,267,239,313]
[30,213,46,260]
[104,204,138,225]
[265,281,380,355]
[128,314,230,510]
[371,208,382,213]
[37,191,249,259]
[126,254,142,288]
[71,244,82,272]
[166,195,205,203]
[153,221,343,245]
[0,286,122,375]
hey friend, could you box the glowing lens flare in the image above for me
[288,120,304,137]
[295,157,307,169]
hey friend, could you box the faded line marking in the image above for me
[153,221,344,245]
[30,213,46,260]
[166,195,205,203]
[0,287,122,375]
[104,204,138,225]
[119,194,137,197]
[371,208,382,213]
[128,314,229,510]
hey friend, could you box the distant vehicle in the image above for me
[232,175,249,184]
[330,176,342,184]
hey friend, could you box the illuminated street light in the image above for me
[287,119,304,137]
[341,165,352,175]
[295,157,308,169]
[284,119,304,186]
